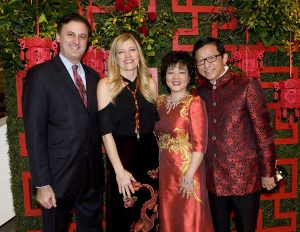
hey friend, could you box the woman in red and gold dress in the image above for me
[155,51,214,232]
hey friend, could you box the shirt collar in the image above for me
[210,65,229,85]
[59,53,84,75]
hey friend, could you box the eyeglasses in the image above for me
[196,54,222,66]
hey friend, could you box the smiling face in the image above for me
[116,39,140,76]
[56,20,89,64]
[195,43,228,82]
[166,62,190,95]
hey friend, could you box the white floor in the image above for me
[0,117,15,226]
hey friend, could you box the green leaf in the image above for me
[146,50,155,56]
[259,31,268,38]
[258,20,266,27]
[39,13,48,24]
[0,52,12,60]
[146,44,152,50]
[14,57,24,69]
[261,36,276,47]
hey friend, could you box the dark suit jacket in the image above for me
[22,56,104,198]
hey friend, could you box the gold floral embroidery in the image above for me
[158,128,201,202]
[157,95,167,108]
[179,95,193,118]
[158,95,193,117]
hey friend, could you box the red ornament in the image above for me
[273,79,300,123]
[82,46,109,79]
[115,0,138,13]
[230,43,265,79]
[17,36,57,117]
[148,12,157,21]
[137,25,149,37]
[115,0,125,12]
[128,0,139,9]
[19,36,58,71]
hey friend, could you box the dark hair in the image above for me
[192,37,225,58]
[161,51,195,93]
[57,13,91,37]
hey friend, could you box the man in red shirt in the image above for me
[193,37,277,232]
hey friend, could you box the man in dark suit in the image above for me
[22,13,104,232]
[193,37,277,232]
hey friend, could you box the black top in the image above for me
[98,77,159,136]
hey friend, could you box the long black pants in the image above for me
[208,191,260,232]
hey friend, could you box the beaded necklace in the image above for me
[124,78,140,140]
[166,92,188,114]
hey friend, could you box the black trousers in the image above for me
[208,191,260,232]
[41,181,103,232]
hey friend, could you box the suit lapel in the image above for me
[53,56,88,110]
[83,65,95,112]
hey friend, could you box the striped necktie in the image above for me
[72,65,87,108]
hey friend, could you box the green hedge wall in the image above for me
[1,0,299,231]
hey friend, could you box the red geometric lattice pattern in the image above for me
[17,1,299,231]
[170,1,299,231]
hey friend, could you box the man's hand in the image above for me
[262,176,277,191]
[36,186,57,209]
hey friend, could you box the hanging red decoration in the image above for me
[82,46,109,79]
[17,36,57,117]
[19,36,58,71]
[273,79,300,123]
[230,43,265,79]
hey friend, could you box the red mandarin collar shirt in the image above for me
[198,68,276,196]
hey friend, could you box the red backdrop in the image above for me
[17,1,298,231]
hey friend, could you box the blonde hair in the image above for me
[107,33,155,104]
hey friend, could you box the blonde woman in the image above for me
[97,33,159,232]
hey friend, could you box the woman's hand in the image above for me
[116,169,137,198]
[178,151,204,199]
[179,176,194,199]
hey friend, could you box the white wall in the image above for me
[0,117,15,225]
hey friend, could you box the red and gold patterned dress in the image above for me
[155,94,214,232]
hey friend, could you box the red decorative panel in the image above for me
[166,1,299,231]
[267,104,299,145]
[259,158,298,231]
[22,171,42,216]
[17,36,56,117]
[82,46,109,78]
[171,0,235,51]
[226,43,265,79]
[19,36,57,71]
[273,79,300,123]
[16,70,26,117]
[16,1,298,231]
[19,132,27,157]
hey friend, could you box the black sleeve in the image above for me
[98,103,116,136]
